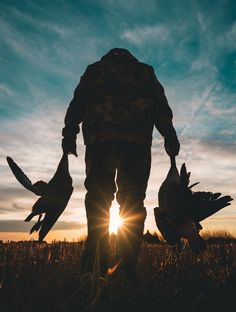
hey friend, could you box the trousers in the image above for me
[81,142,151,274]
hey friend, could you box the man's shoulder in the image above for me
[137,62,155,78]
[83,59,154,80]
[137,62,155,80]
[81,62,102,80]
[84,61,100,72]
[138,61,153,70]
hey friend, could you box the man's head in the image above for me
[101,48,138,62]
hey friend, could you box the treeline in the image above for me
[142,230,236,245]
[1,230,236,245]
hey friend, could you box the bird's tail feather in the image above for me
[192,192,233,222]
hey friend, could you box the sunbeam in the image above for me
[109,203,123,234]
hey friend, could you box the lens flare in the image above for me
[109,204,123,234]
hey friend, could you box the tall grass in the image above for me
[0,235,236,312]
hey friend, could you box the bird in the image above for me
[7,154,73,241]
[154,156,233,253]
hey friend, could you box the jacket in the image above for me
[62,48,177,145]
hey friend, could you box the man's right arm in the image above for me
[62,66,91,156]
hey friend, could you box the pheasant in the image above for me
[154,156,233,253]
[7,154,73,241]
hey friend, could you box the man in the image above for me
[62,48,180,275]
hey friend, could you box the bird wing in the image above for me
[180,163,233,222]
[34,154,73,241]
[29,215,43,234]
[190,191,233,222]
[6,156,41,195]
[37,185,73,241]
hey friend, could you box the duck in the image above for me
[154,156,233,253]
[7,154,73,241]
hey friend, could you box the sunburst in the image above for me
[109,204,123,234]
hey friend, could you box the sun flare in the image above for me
[109,204,123,234]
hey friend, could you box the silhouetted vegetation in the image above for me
[142,230,161,244]
[0,232,236,312]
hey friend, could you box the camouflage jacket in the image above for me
[62,48,177,145]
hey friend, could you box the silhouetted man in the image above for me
[62,48,180,275]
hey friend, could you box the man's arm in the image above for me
[62,66,91,156]
[151,68,180,156]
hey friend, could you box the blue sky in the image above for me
[0,0,235,241]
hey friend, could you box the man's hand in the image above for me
[62,137,78,157]
[164,134,180,157]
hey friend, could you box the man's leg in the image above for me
[116,143,151,275]
[81,143,117,274]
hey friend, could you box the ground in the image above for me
[0,235,236,312]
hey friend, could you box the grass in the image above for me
[0,233,236,312]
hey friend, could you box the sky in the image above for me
[0,0,236,242]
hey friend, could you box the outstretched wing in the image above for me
[7,157,37,194]
[190,191,233,222]
[33,154,73,241]
[6,156,46,196]
[180,163,233,222]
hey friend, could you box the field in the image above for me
[1,234,236,312]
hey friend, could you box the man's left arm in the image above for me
[151,67,180,157]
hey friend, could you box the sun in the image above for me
[109,204,123,234]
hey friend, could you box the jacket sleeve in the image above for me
[151,67,177,139]
[62,66,91,138]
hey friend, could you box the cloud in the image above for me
[0,187,35,212]
[0,103,87,223]
[0,220,86,232]
[0,11,103,88]
[196,12,208,33]
[148,137,236,209]
[179,83,218,137]
[0,83,14,96]
[1,85,235,233]
[220,128,235,136]
[216,21,236,51]
[146,136,236,235]
[205,98,236,116]
[10,7,72,39]
[0,0,236,238]
[121,25,170,46]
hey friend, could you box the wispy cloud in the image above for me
[121,25,170,46]
[179,83,218,137]
[0,83,14,96]
[10,7,73,39]
[0,220,86,232]
[205,99,236,116]
[146,136,236,233]
[217,21,236,51]
[0,103,87,226]
[0,0,236,239]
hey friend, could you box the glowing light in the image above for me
[109,204,123,234]
[107,260,121,275]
